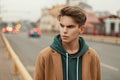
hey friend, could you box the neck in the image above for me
[62,40,80,54]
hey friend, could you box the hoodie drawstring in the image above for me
[66,53,80,80]
[76,56,79,80]
[66,53,68,80]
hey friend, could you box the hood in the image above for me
[50,34,89,58]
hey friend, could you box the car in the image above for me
[29,27,42,37]
[2,26,13,33]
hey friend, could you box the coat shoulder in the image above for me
[38,46,54,58]
[84,47,100,61]
[88,47,99,57]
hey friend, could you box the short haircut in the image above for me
[58,6,87,26]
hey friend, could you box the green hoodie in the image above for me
[50,34,88,80]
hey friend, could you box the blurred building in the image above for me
[95,11,112,17]
[68,0,92,12]
[39,5,66,32]
[84,12,102,35]
[103,15,120,36]
[38,0,120,37]
[69,0,102,35]
[39,0,99,33]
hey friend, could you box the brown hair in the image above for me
[58,6,87,26]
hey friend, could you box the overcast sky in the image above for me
[0,0,120,22]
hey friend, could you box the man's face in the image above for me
[59,16,84,43]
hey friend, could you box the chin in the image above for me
[62,40,70,43]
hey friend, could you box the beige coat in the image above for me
[34,47,101,80]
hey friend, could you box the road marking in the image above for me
[101,63,119,72]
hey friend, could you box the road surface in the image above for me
[5,32,120,80]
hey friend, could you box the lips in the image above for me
[62,35,68,39]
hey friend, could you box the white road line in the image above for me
[101,63,119,72]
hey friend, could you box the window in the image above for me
[110,22,115,32]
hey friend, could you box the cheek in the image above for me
[70,29,80,36]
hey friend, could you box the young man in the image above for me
[34,6,101,80]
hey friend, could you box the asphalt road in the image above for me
[5,32,120,80]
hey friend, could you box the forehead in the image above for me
[59,16,78,26]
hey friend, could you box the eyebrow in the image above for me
[60,23,75,27]
[60,23,64,27]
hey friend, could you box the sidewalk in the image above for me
[0,36,20,80]
[81,34,120,45]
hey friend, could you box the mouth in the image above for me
[62,35,68,39]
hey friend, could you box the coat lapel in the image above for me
[51,52,63,80]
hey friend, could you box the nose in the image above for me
[63,27,67,33]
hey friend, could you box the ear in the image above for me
[79,25,85,34]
